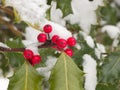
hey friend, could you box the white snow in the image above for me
[50,1,65,26]
[5,0,49,25]
[85,36,95,48]
[0,42,9,48]
[36,56,57,80]
[101,25,120,39]
[112,39,119,47]
[0,69,9,90]
[38,19,72,40]
[5,0,72,40]
[95,43,106,59]
[0,77,9,90]
[64,0,104,34]
[114,0,120,5]
[24,26,41,43]
[82,54,97,90]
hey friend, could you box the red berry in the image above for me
[37,33,47,42]
[64,48,73,57]
[23,49,34,60]
[52,35,59,44]
[43,24,52,33]
[31,55,41,66]
[57,38,67,48]
[67,37,76,46]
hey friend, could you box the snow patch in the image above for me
[64,0,104,34]
[85,36,95,48]
[101,25,120,39]
[0,42,9,48]
[0,77,9,90]
[37,56,57,80]
[95,43,106,59]
[83,54,97,90]
[50,1,65,26]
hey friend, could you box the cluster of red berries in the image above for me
[37,24,76,57]
[23,24,76,66]
[23,49,41,66]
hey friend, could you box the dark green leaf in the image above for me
[6,37,24,48]
[96,83,118,90]
[8,61,43,90]
[99,51,120,83]
[56,0,73,17]
[47,0,52,5]
[66,21,80,32]
[5,52,25,68]
[100,5,117,25]
[49,52,84,90]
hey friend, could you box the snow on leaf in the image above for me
[64,0,105,34]
[4,0,72,40]
[82,54,97,90]
[101,25,120,39]
[55,0,73,17]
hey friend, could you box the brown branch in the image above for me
[0,41,56,52]
[0,6,14,17]
[0,15,23,36]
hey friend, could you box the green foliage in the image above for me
[0,53,9,75]
[55,0,73,17]
[99,51,120,83]
[100,4,118,25]
[4,37,25,68]
[73,34,97,67]
[8,61,43,90]
[5,52,25,68]
[49,52,84,90]
[96,83,118,90]
[6,37,24,48]
[66,21,80,33]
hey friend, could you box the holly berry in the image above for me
[43,24,52,33]
[57,38,67,48]
[23,49,34,60]
[64,48,73,57]
[31,55,41,66]
[52,35,59,44]
[67,37,76,46]
[37,33,47,42]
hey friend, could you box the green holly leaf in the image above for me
[99,51,120,83]
[47,0,52,5]
[73,34,97,66]
[49,52,84,90]
[55,0,73,17]
[100,4,117,25]
[8,61,43,90]
[5,52,25,68]
[96,83,118,90]
[6,37,24,48]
